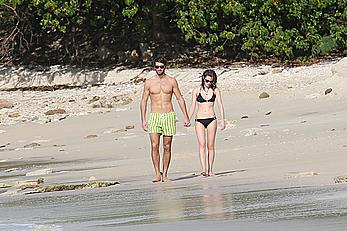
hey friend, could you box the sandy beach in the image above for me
[1,59,347,230]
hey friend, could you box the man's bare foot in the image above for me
[152,173,162,183]
[200,172,207,177]
[208,172,215,177]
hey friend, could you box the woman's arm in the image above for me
[215,88,225,130]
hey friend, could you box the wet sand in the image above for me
[1,180,347,230]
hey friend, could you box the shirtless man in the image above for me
[140,57,190,182]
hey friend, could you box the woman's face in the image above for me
[204,75,213,88]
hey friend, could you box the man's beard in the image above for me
[156,70,165,76]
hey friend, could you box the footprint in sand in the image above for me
[118,134,138,140]
[241,128,262,136]
[103,128,127,134]
[224,120,236,130]
[287,171,319,178]
[215,169,247,177]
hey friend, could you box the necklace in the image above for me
[202,87,209,95]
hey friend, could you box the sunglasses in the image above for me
[204,79,213,83]
[154,65,165,69]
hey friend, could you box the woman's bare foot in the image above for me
[152,172,162,183]
[200,172,207,177]
[208,172,215,177]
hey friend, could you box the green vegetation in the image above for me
[0,0,346,67]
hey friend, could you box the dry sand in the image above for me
[1,59,347,194]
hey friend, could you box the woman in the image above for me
[188,69,225,176]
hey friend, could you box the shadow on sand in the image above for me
[171,169,247,181]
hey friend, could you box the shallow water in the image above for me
[0,181,347,230]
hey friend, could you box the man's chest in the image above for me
[150,82,173,94]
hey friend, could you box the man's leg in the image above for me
[150,133,161,182]
[162,135,173,182]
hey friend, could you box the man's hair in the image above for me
[154,56,167,66]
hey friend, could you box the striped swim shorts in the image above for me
[149,112,176,136]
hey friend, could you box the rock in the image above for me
[331,57,347,78]
[334,175,347,183]
[121,97,133,105]
[23,142,41,149]
[241,115,248,119]
[44,109,66,115]
[324,88,333,95]
[88,96,100,104]
[125,125,135,129]
[265,111,272,115]
[92,95,133,108]
[0,183,12,188]
[37,181,119,193]
[258,69,269,75]
[85,134,98,139]
[0,99,14,109]
[272,68,283,74]
[26,168,53,176]
[130,76,146,84]
[259,92,270,99]
[17,178,44,189]
[8,112,20,118]
[4,168,19,173]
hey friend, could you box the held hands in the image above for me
[184,117,191,127]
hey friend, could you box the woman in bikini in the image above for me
[188,69,225,176]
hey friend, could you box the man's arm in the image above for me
[172,78,190,127]
[188,88,198,121]
[140,80,150,131]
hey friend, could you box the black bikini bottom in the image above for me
[195,117,217,128]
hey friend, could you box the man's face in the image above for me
[154,62,165,76]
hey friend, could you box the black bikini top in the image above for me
[196,89,216,103]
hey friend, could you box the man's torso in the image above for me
[148,75,175,113]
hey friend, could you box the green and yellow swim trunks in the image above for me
[149,112,176,136]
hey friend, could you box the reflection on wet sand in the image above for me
[153,186,184,222]
[152,182,234,222]
[202,183,232,220]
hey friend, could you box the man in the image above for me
[140,56,190,182]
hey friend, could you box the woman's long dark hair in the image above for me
[201,69,217,90]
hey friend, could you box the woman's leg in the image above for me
[195,121,207,175]
[206,120,217,176]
